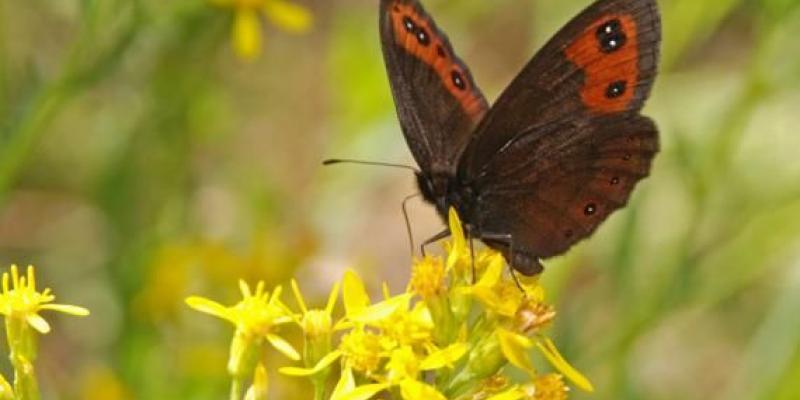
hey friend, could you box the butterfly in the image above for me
[377,0,660,276]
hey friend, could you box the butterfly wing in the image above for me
[380,0,489,174]
[458,0,661,272]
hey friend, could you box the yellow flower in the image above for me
[0,265,89,334]
[279,279,342,384]
[339,327,391,375]
[186,279,299,397]
[515,299,556,334]
[210,0,313,60]
[409,255,446,299]
[528,374,569,400]
[460,253,526,318]
[186,280,295,347]
[0,265,89,400]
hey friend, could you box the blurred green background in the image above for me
[2,0,800,398]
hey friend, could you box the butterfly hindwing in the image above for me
[473,115,658,264]
[380,0,488,174]
[455,0,661,272]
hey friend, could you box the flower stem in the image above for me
[230,377,244,400]
[312,378,325,400]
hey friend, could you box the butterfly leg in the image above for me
[478,232,544,290]
[468,236,477,284]
[420,229,451,257]
[401,193,421,258]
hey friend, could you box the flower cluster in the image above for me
[187,209,592,400]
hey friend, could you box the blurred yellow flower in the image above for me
[79,366,131,400]
[210,0,313,60]
[0,265,89,334]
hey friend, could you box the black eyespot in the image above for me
[416,28,430,46]
[451,70,466,90]
[436,45,447,58]
[596,18,627,53]
[605,80,627,98]
[403,16,416,32]
[610,177,621,185]
[564,229,574,239]
[584,203,597,216]
[622,154,632,161]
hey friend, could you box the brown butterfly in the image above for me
[334,0,661,276]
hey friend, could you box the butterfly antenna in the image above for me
[322,158,419,173]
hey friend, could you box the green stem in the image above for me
[5,319,39,400]
[0,86,67,204]
[312,378,325,400]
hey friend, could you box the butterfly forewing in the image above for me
[379,0,489,174]
[460,0,660,177]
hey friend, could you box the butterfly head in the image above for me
[416,170,479,227]
[415,171,445,211]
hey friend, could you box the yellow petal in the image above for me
[338,383,391,400]
[290,279,308,314]
[233,8,262,60]
[446,208,466,270]
[239,279,252,298]
[487,387,525,400]
[497,329,536,375]
[185,296,231,320]
[325,280,341,315]
[266,333,301,361]
[330,367,356,400]
[26,313,51,334]
[280,350,342,376]
[420,343,468,370]
[343,270,370,316]
[349,293,412,324]
[263,0,313,33]
[0,373,13,400]
[244,364,269,400]
[536,337,594,392]
[399,379,447,400]
[40,303,90,316]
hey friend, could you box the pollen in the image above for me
[410,256,446,299]
[532,374,569,400]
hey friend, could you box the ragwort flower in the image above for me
[210,0,313,60]
[0,265,89,400]
[186,280,298,399]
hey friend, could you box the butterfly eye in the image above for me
[595,18,627,53]
[403,16,416,32]
[605,80,627,98]
[416,28,431,46]
[451,70,466,90]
